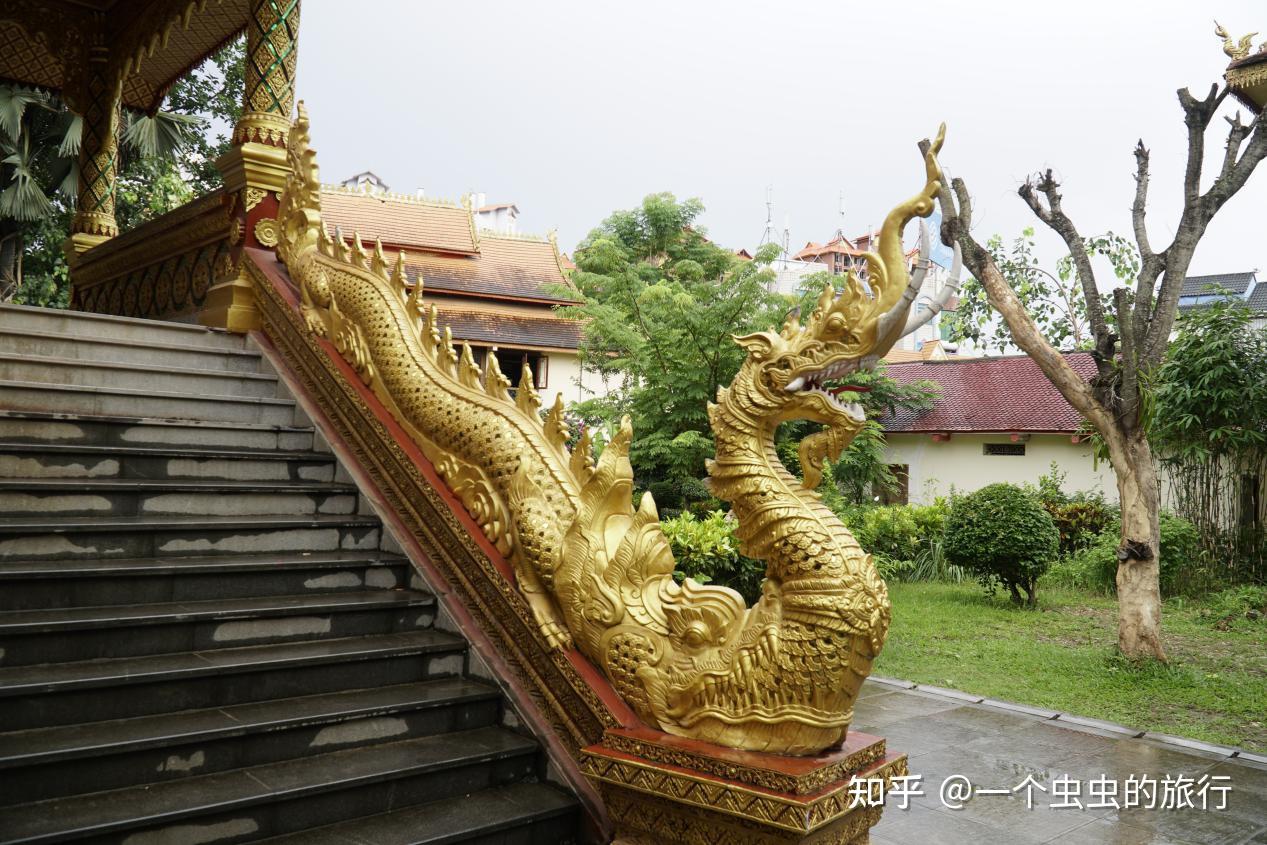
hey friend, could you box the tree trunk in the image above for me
[1114,432,1166,660]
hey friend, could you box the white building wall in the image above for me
[884,432,1117,504]
[768,258,826,297]
[546,351,614,403]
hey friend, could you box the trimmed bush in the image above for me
[944,483,1059,606]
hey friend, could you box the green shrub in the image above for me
[1197,586,1267,630]
[839,502,949,565]
[943,483,1059,606]
[908,537,968,583]
[1045,499,1115,556]
[1064,511,1210,597]
[660,510,765,604]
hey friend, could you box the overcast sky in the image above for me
[295,0,1264,275]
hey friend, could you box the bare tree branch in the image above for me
[1017,170,1113,362]
[1144,94,1266,364]
[1179,84,1225,205]
[1114,287,1138,422]
[1130,141,1166,346]
[918,137,1123,452]
[1131,141,1155,261]
[1217,111,1251,186]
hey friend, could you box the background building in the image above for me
[879,353,1115,504]
[320,185,609,402]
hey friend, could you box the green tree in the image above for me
[934,70,1267,659]
[1151,297,1267,580]
[945,228,1136,353]
[560,193,786,494]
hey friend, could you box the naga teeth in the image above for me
[786,376,805,392]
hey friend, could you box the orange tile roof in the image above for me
[437,308,582,350]
[320,188,478,255]
[318,188,579,303]
[404,234,581,304]
[794,235,861,261]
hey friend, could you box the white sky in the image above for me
[295,0,1265,275]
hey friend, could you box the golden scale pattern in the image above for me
[274,102,948,757]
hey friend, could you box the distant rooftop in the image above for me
[882,353,1096,434]
[1177,270,1262,313]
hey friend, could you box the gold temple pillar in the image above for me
[201,0,302,332]
[64,41,123,258]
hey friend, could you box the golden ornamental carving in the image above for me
[1216,20,1259,61]
[581,749,907,835]
[274,102,956,756]
[254,217,280,247]
[244,187,268,212]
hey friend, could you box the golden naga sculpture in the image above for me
[275,103,960,755]
[1215,20,1259,61]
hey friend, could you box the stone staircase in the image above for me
[0,303,579,844]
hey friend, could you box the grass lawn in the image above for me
[873,582,1267,752]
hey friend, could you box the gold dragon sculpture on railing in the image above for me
[274,104,959,755]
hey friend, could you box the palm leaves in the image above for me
[0,83,201,225]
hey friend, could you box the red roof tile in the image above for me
[436,308,582,350]
[881,353,1096,433]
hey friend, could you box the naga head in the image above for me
[725,125,961,487]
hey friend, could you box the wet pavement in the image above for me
[858,679,1267,844]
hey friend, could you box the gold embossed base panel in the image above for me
[582,735,906,845]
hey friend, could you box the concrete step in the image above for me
[0,551,410,610]
[0,352,281,398]
[0,381,298,425]
[0,630,467,730]
[0,479,360,518]
[256,782,581,845]
[0,679,502,805]
[0,513,382,561]
[0,590,436,665]
[0,442,336,482]
[0,327,265,373]
[0,411,315,452]
[0,303,248,351]
[0,726,537,844]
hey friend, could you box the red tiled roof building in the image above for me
[874,353,1115,505]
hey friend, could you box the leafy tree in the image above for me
[933,70,1267,659]
[775,362,938,504]
[945,228,1136,353]
[560,193,786,494]
[0,37,244,303]
[944,483,1059,607]
[1151,298,1267,581]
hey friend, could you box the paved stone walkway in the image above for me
[856,679,1267,844]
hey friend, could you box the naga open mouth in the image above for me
[784,359,872,420]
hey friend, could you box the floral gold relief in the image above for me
[272,103,946,757]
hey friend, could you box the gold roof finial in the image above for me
[1215,20,1258,61]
